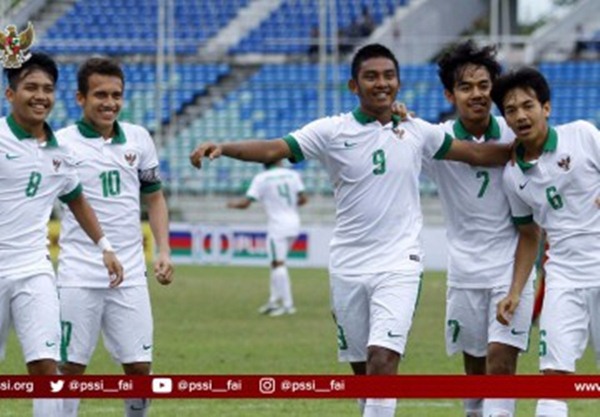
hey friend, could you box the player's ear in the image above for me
[348,78,358,94]
[444,89,456,106]
[542,100,551,119]
[75,91,85,107]
[5,87,14,102]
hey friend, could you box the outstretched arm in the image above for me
[67,194,124,287]
[190,139,291,169]
[497,222,541,325]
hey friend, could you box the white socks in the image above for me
[464,398,483,417]
[536,399,568,417]
[125,398,150,417]
[63,398,81,417]
[33,399,63,417]
[357,398,366,414]
[363,398,397,417]
[272,265,294,309]
[483,398,515,416]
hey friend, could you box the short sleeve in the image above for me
[138,128,162,194]
[579,121,600,172]
[245,175,262,201]
[59,160,83,203]
[413,119,452,160]
[294,171,306,193]
[283,117,335,163]
[502,166,534,225]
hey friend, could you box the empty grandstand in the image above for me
[1,0,599,224]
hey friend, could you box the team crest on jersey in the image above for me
[0,22,35,69]
[392,127,405,139]
[52,158,62,172]
[124,152,137,166]
[557,155,571,172]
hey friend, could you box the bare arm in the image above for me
[443,139,512,167]
[497,222,541,325]
[190,139,291,169]
[67,194,124,287]
[143,190,173,285]
[227,197,253,209]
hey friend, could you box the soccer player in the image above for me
[190,43,510,417]
[227,159,308,316]
[493,67,600,417]
[56,57,174,417]
[0,52,123,417]
[423,41,536,417]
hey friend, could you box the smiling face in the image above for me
[77,73,124,138]
[348,56,400,122]
[6,69,55,129]
[446,64,493,126]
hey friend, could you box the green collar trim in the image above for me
[452,115,501,141]
[352,108,400,127]
[7,114,58,147]
[515,126,558,172]
[76,119,126,144]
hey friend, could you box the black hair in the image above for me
[351,43,399,81]
[437,40,502,91]
[4,51,58,90]
[77,56,125,95]
[490,67,551,116]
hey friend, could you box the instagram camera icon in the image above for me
[152,378,173,394]
[259,378,276,394]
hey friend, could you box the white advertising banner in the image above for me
[168,224,448,271]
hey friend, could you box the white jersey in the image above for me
[424,116,518,288]
[57,120,162,288]
[284,109,451,275]
[503,121,600,289]
[0,115,81,280]
[246,166,305,238]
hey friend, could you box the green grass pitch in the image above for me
[0,265,597,416]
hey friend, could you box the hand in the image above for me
[190,142,222,169]
[102,251,124,288]
[391,101,413,120]
[496,292,520,325]
[595,196,600,208]
[154,252,174,285]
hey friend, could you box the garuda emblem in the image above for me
[0,22,35,69]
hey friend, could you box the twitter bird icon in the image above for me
[50,380,65,393]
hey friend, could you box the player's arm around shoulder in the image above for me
[442,136,512,166]
[190,138,292,169]
[143,189,174,285]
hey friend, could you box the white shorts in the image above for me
[445,284,534,357]
[59,285,153,365]
[267,235,295,263]
[0,273,61,363]
[539,287,600,373]
[330,271,421,362]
